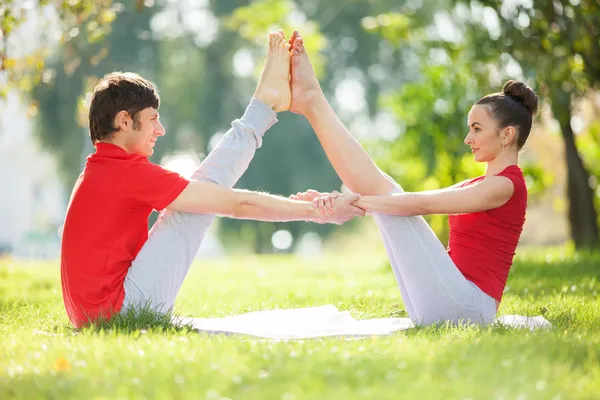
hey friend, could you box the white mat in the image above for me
[174,305,552,339]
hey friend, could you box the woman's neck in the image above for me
[485,150,519,177]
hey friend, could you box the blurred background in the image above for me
[1,0,598,259]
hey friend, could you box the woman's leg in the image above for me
[289,35,420,317]
[290,35,495,325]
[373,185,497,325]
[377,222,418,320]
[289,32,395,196]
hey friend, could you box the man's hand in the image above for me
[291,190,365,225]
[289,189,326,202]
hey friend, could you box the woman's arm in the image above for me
[353,176,515,216]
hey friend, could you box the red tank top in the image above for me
[447,165,527,302]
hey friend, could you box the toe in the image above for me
[292,41,303,54]
[269,32,278,47]
[289,30,301,46]
[278,37,287,49]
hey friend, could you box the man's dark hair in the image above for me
[88,72,160,145]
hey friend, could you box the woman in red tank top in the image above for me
[289,40,539,326]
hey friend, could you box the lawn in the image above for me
[1,248,599,399]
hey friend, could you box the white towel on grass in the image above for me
[174,305,552,339]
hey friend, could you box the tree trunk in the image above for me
[551,90,599,249]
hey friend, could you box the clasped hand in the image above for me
[290,190,365,225]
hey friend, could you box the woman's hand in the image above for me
[291,190,363,217]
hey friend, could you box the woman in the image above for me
[288,30,538,325]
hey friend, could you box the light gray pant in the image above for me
[374,184,497,326]
[121,99,277,315]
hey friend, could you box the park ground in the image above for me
[1,246,599,399]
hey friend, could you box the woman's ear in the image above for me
[502,126,517,146]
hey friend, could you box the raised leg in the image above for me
[289,31,395,196]
[121,32,291,314]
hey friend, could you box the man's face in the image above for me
[126,107,165,157]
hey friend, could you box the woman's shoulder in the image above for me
[497,165,526,187]
[497,164,523,177]
[496,165,528,205]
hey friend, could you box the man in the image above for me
[61,32,363,328]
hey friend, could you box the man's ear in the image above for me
[114,110,132,131]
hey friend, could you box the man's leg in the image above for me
[121,32,290,315]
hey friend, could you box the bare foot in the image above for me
[253,31,291,112]
[289,30,324,116]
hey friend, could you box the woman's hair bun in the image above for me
[502,80,538,115]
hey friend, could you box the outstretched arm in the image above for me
[300,176,514,217]
[354,176,514,216]
[168,180,364,224]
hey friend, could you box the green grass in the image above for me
[1,248,600,399]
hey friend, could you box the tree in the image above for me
[458,0,600,248]
[32,3,159,185]
[1,0,117,98]
[28,0,349,252]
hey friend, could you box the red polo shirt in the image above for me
[447,165,527,302]
[61,143,189,327]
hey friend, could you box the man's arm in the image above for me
[168,180,363,224]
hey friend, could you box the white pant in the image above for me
[374,184,497,326]
[121,99,276,315]
[121,99,496,326]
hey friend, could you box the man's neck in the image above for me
[98,139,130,153]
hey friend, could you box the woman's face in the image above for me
[464,105,506,162]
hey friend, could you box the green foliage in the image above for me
[1,0,116,98]
[377,50,482,241]
[456,0,600,247]
[382,57,481,183]
[31,3,158,185]
[578,120,600,226]
[472,0,600,93]
[225,0,327,77]
[377,43,554,241]
[7,0,600,249]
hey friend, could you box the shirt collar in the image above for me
[92,142,144,160]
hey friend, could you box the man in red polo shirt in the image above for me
[60,32,363,328]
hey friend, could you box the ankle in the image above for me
[304,93,327,120]
[252,89,277,111]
